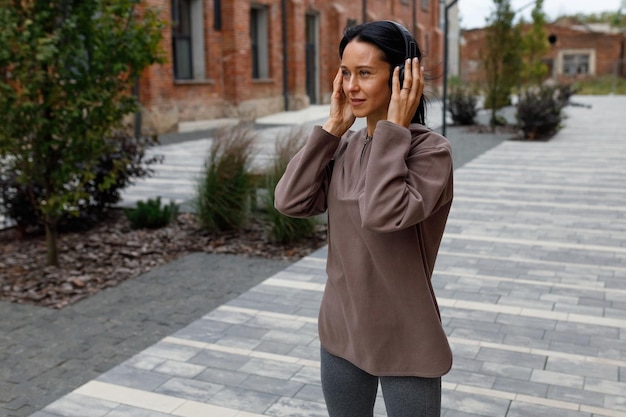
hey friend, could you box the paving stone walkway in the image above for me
[14,96,626,416]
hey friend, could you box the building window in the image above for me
[172,0,192,79]
[562,53,590,76]
[250,5,269,79]
[172,0,205,80]
[558,49,595,77]
[421,0,429,11]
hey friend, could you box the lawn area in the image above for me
[573,75,626,95]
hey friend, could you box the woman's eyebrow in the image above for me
[341,64,376,69]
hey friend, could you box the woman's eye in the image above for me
[341,70,350,78]
[359,70,370,77]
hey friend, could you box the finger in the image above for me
[411,58,424,97]
[392,65,401,93]
[333,68,343,92]
[403,58,412,88]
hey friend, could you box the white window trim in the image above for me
[190,0,206,79]
[557,48,595,76]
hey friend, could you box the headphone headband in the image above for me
[385,20,417,60]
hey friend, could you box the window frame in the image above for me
[250,4,270,80]
[171,0,206,81]
[558,48,595,77]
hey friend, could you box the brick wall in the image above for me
[138,0,444,134]
[460,23,626,86]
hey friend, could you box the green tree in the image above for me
[564,10,625,26]
[0,1,164,266]
[482,0,522,129]
[520,0,549,86]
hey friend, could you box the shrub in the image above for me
[0,131,162,234]
[262,127,317,244]
[516,85,565,140]
[447,85,479,126]
[195,127,256,232]
[125,197,178,229]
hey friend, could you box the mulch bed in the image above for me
[0,210,327,309]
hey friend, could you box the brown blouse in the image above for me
[274,120,453,377]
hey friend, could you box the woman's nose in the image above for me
[347,76,359,91]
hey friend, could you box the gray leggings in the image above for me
[320,347,441,417]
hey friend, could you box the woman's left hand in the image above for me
[387,57,424,128]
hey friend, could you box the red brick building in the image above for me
[138,0,444,134]
[460,21,626,86]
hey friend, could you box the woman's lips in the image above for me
[351,99,365,106]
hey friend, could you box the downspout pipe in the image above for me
[362,0,367,23]
[442,0,458,137]
[412,0,417,37]
[281,0,289,111]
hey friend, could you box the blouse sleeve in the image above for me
[359,121,453,232]
[274,126,340,218]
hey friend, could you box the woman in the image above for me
[274,20,453,416]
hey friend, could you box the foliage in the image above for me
[520,0,549,86]
[195,127,256,233]
[447,84,479,125]
[558,11,626,28]
[573,75,626,95]
[482,0,522,128]
[516,85,566,140]
[0,1,165,266]
[125,197,178,229]
[262,127,317,244]
[0,131,162,233]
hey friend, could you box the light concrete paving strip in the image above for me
[439,248,626,269]
[446,218,626,239]
[454,180,626,195]
[437,270,626,295]
[453,197,626,213]
[73,381,267,417]
[464,162,626,172]
[258,276,626,329]
[203,305,626,369]
[444,232,626,254]
[440,299,626,329]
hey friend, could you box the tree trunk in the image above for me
[45,219,59,267]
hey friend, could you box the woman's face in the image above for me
[340,40,392,121]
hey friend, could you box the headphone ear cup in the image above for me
[389,66,407,89]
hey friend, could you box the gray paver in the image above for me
[3,96,626,417]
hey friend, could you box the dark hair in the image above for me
[339,20,427,125]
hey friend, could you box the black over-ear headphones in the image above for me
[385,21,417,88]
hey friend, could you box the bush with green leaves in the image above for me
[262,127,317,244]
[0,131,162,234]
[447,85,479,126]
[125,197,178,229]
[516,85,565,140]
[195,127,256,232]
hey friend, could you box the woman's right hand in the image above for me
[322,68,355,137]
